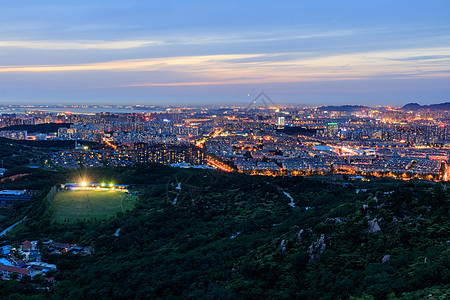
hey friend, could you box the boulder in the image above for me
[309,234,326,262]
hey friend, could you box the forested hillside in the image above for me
[1,164,449,299]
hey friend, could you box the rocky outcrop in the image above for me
[280,239,287,253]
[309,234,326,262]
[297,229,304,243]
[367,218,381,233]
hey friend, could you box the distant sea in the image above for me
[0,107,159,115]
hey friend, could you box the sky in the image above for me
[1,0,449,107]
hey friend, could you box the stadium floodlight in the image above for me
[101,182,105,187]
[109,183,114,187]
[81,181,87,187]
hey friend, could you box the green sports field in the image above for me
[50,190,137,223]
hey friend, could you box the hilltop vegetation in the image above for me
[1,164,449,299]
[0,137,64,232]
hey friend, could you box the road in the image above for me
[0,215,28,237]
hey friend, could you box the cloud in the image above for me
[0,28,356,51]
[0,47,449,88]
[388,55,450,61]
[166,29,357,45]
[0,53,265,72]
[0,40,162,50]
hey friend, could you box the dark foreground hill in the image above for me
[1,164,449,299]
[0,123,71,134]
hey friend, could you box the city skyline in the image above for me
[1,1,450,105]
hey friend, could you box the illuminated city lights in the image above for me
[0,103,448,181]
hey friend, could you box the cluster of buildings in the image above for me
[0,240,56,280]
[51,143,207,168]
[0,106,211,144]
[0,239,91,280]
[2,104,450,180]
[62,182,129,191]
[197,106,450,179]
[0,190,33,207]
[205,133,446,179]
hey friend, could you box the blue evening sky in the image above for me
[0,0,449,106]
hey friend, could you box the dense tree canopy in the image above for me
[1,163,449,299]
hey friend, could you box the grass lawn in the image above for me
[50,190,137,223]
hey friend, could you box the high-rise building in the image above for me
[327,123,339,138]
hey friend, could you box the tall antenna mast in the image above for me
[246,92,279,110]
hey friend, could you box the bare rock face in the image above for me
[280,239,287,253]
[368,218,381,233]
[297,229,304,243]
[308,234,326,262]
[382,254,391,264]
